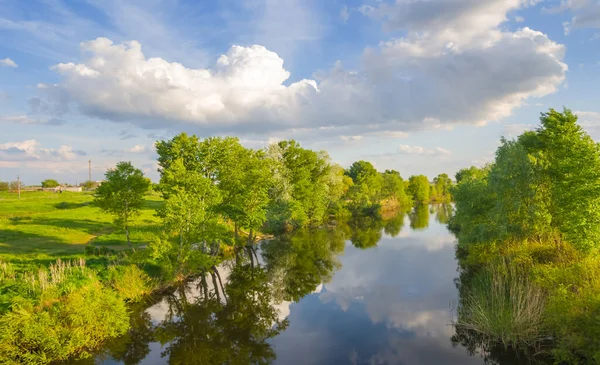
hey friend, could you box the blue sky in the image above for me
[1,0,600,184]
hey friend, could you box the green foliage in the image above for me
[41,179,60,188]
[452,108,600,253]
[108,264,154,301]
[0,259,130,363]
[154,158,224,277]
[94,162,151,248]
[0,282,129,363]
[345,160,384,212]
[81,180,96,189]
[452,108,600,362]
[430,173,453,203]
[381,170,412,207]
[0,181,9,192]
[407,175,430,205]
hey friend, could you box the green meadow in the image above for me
[0,191,162,270]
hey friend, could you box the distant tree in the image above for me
[345,160,383,212]
[81,180,96,189]
[0,181,8,192]
[407,175,430,205]
[8,181,20,191]
[431,173,453,203]
[381,170,412,207]
[41,179,60,188]
[94,162,151,249]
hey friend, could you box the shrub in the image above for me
[108,264,154,301]
[0,282,129,363]
[0,181,8,192]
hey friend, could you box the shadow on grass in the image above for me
[9,217,114,235]
[140,198,164,212]
[0,229,85,256]
[54,201,91,210]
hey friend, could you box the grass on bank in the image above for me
[0,191,165,363]
[0,191,162,270]
[455,239,600,364]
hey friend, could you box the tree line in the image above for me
[94,133,453,277]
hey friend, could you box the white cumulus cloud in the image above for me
[38,0,567,138]
[0,57,17,67]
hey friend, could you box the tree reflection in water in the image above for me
[99,249,288,365]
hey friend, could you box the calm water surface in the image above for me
[80,206,509,365]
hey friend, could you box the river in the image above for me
[73,205,524,365]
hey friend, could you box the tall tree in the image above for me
[154,159,226,276]
[94,162,150,249]
[381,170,412,207]
[407,175,431,205]
[345,160,384,212]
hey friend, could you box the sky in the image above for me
[1,0,600,185]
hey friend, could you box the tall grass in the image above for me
[455,260,547,349]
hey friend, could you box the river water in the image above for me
[79,205,511,365]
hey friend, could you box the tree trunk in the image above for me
[247,228,254,246]
[125,224,135,252]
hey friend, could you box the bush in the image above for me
[537,256,600,363]
[108,264,154,301]
[0,181,8,192]
[0,282,129,363]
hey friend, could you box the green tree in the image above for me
[533,108,600,252]
[431,173,453,203]
[345,160,384,213]
[80,180,96,189]
[94,162,150,249]
[0,181,8,191]
[153,159,226,276]
[381,170,412,207]
[408,175,430,205]
[265,140,332,228]
[41,179,60,188]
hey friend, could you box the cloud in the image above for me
[515,15,525,22]
[340,6,350,22]
[397,145,450,156]
[127,144,147,153]
[37,0,566,138]
[0,140,85,162]
[0,115,65,125]
[0,57,17,67]
[543,0,600,33]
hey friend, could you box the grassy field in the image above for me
[0,190,162,269]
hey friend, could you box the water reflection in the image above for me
[80,205,515,365]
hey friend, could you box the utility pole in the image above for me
[17,175,20,200]
[88,159,92,183]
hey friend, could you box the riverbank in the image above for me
[450,109,600,364]
[0,191,225,363]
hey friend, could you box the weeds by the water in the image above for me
[455,260,547,349]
